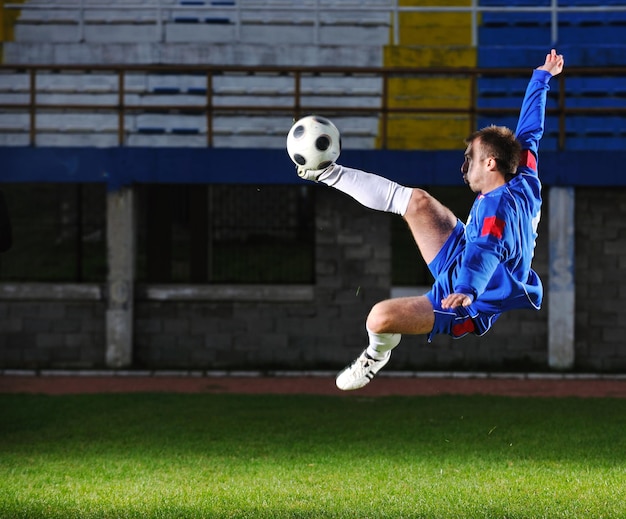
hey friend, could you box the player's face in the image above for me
[461,139,487,193]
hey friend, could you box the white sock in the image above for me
[365,327,402,360]
[318,164,412,216]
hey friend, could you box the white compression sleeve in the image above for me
[318,164,413,216]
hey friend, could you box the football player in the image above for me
[297,49,564,390]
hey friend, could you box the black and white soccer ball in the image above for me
[286,115,341,171]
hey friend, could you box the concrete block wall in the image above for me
[0,186,556,373]
[0,299,105,368]
[132,188,390,370]
[128,185,552,373]
[575,187,626,371]
[3,187,626,372]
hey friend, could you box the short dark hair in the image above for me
[465,125,522,178]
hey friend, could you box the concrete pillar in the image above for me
[548,186,575,370]
[105,187,135,368]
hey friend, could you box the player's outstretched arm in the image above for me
[536,49,564,77]
[514,49,565,163]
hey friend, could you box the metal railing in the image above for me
[3,0,626,46]
[1,63,626,149]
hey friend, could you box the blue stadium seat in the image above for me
[137,127,167,134]
[477,76,528,97]
[559,11,626,44]
[564,76,626,108]
[172,128,201,135]
[152,87,181,95]
[187,87,207,95]
[558,0,626,4]
[479,0,550,5]
[560,115,626,150]
[481,11,549,26]
[174,0,234,24]
[479,30,551,46]
[204,17,231,24]
[476,116,518,130]
[478,44,626,68]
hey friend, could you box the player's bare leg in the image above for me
[335,296,436,390]
[401,188,458,265]
[367,295,436,336]
[300,164,457,390]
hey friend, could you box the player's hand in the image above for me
[441,293,474,309]
[537,49,564,77]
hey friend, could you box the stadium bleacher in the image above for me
[476,0,626,151]
[1,0,625,150]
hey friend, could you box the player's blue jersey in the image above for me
[453,69,552,314]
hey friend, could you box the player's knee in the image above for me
[403,188,448,224]
[404,187,456,233]
[404,188,433,217]
[366,303,395,334]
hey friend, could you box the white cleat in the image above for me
[296,163,335,182]
[335,350,391,391]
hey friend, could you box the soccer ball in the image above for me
[286,115,341,171]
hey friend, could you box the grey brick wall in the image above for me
[1,187,625,372]
[575,187,626,371]
[0,300,105,368]
[134,188,389,370]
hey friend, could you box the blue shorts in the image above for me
[424,220,501,342]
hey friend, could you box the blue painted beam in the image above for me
[1,147,625,189]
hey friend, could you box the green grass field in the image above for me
[1,393,625,518]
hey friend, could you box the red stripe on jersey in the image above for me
[452,318,475,338]
[520,149,537,171]
[481,216,505,239]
